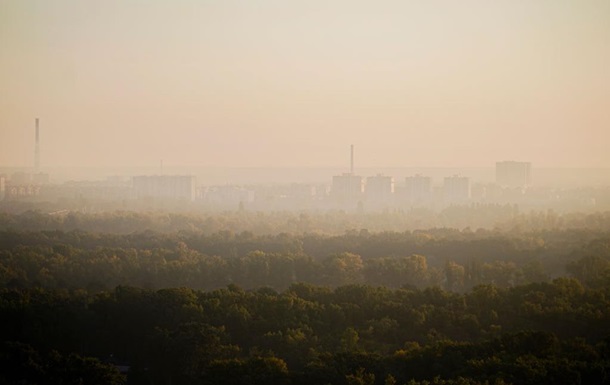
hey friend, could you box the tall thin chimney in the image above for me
[35,118,40,171]
[350,144,354,175]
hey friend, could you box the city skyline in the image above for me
[2,1,609,169]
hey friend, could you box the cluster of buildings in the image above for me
[1,160,535,212]
[327,160,531,209]
[0,172,50,200]
[3,121,585,211]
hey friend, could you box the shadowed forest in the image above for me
[1,210,610,384]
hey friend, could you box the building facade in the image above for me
[133,175,196,201]
[332,173,363,202]
[405,175,432,203]
[365,174,394,202]
[443,175,471,203]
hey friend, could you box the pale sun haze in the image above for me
[1,0,609,168]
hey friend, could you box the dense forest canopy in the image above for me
[1,210,609,292]
[1,210,609,384]
[2,281,610,385]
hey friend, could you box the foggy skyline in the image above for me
[1,1,609,169]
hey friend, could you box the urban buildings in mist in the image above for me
[0,127,605,212]
[133,175,196,201]
[1,160,607,214]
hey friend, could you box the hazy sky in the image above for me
[1,0,609,169]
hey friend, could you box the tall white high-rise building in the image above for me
[366,174,394,202]
[405,175,432,203]
[443,175,470,203]
[332,173,363,201]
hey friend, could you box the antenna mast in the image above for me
[35,118,40,171]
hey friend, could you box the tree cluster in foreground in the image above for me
[1,210,610,384]
[2,280,610,384]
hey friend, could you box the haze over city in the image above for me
[4,3,610,385]
[2,0,609,169]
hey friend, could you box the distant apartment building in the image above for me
[365,174,394,202]
[5,184,41,199]
[45,180,132,202]
[470,183,487,202]
[4,172,45,200]
[443,175,471,203]
[496,161,531,188]
[133,175,196,201]
[202,185,255,206]
[332,173,363,201]
[405,175,432,203]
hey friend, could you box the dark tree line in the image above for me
[1,281,610,384]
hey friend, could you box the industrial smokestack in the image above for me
[35,118,40,171]
[350,144,354,175]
